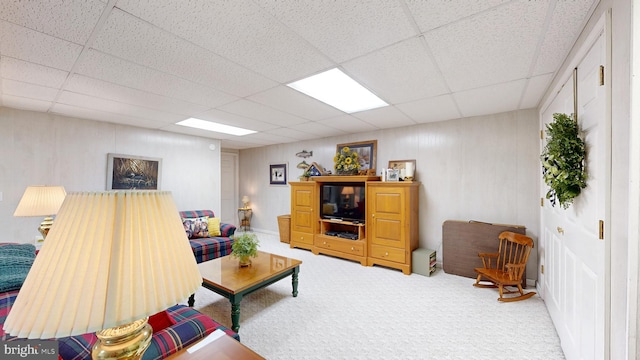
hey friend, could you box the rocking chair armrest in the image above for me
[505,263,526,280]
[477,252,499,269]
[477,252,499,258]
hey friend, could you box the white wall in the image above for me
[0,107,222,244]
[238,109,540,279]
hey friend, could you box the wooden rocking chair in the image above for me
[473,231,536,302]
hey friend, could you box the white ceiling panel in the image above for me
[352,106,416,129]
[2,79,59,102]
[0,0,105,44]
[425,1,547,92]
[0,57,68,88]
[218,100,308,127]
[66,75,210,116]
[254,0,416,63]
[0,20,83,71]
[455,79,527,118]
[0,0,597,149]
[343,37,449,104]
[248,85,344,121]
[396,94,461,124]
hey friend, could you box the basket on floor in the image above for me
[277,215,291,243]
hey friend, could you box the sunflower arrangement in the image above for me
[334,146,360,174]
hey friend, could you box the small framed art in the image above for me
[336,140,377,171]
[270,163,287,185]
[388,159,416,180]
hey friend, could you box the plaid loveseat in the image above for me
[179,210,236,263]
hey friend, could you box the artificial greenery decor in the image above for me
[541,113,587,209]
[231,232,260,266]
[334,146,361,175]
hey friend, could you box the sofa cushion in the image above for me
[182,216,209,239]
[0,243,36,292]
[208,217,221,237]
[148,310,176,333]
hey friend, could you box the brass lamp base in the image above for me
[38,216,55,239]
[92,318,152,360]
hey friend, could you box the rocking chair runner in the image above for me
[473,231,536,302]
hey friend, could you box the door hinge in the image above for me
[541,264,544,274]
[599,65,605,86]
[540,198,544,207]
[599,220,604,240]
[540,130,544,140]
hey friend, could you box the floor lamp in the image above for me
[4,190,203,360]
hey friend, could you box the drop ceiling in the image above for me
[0,0,597,149]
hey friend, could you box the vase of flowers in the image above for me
[334,146,361,175]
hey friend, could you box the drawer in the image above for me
[370,245,405,263]
[291,231,314,245]
[316,236,364,256]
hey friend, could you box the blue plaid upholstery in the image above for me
[179,210,236,263]
[2,289,239,360]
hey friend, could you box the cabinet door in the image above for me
[291,183,316,234]
[368,185,406,249]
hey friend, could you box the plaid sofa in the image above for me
[179,210,236,263]
[1,289,240,359]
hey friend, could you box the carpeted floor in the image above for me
[186,232,565,359]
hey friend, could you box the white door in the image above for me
[540,27,610,360]
[220,152,238,226]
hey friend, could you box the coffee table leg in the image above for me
[292,266,299,297]
[188,294,195,307]
[230,294,242,333]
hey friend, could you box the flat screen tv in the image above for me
[320,182,365,223]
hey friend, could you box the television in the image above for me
[321,182,366,223]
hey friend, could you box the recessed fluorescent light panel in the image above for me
[176,118,256,136]
[287,68,388,113]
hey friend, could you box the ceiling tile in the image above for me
[343,37,449,104]
[0,0,105,44]
[65,75,210,116]
[454,79,527,118]
[320,114,379,134]
[75,50,238,108]
[247,85,344,121]
[254,0,417,63]
[0,20,83,71]
[520,73,554,109]
[405,0,507,32]
[352,106,416,129]
[117,0,333,83]
[51,103,169,129]
[396,95,462,124]
[92,9,277,97]
[425,1,548,92]
[1,95,52,112]
[532,0,595,75]
[2,79,59,101]
[57,91,183,124]
[288,121,348,138]
[218,100,308,127]
[1,57,68,88]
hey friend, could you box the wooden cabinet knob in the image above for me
[385,252,389,256]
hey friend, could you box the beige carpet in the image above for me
[186,232,564,359]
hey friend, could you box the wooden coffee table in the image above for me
[167,330,265,359]
[189,251,302,333]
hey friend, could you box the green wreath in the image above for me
[541,113,587,209]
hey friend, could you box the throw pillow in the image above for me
[182,216,209,238]
[208,217,221,237]
[0,243,36,292]
[147,310,176,333]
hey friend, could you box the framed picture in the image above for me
[270,163,287,185]
[388,159,416,180]
[386,168,400,182]
[107,153,161,190]
[336,140,377,171]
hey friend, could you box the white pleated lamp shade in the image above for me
[13,186,67,217]
[4,191,202,339]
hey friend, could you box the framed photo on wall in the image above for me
[336,140,377,171]
[107,153,161,190]
[270,163,287,185]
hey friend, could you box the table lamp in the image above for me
[4,190,202,360]
[242,195,250,208]
[13,185,67,239]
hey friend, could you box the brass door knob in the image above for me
[557,226,564,235]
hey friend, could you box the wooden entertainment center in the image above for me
[290,176,420,275]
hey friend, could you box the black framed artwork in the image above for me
[270,163,287,185]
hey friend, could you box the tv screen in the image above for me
[321,183,365,223]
